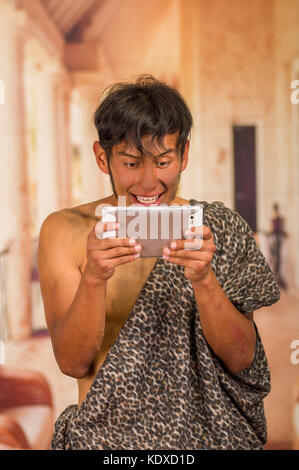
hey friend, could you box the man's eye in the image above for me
[125,162,139,168]
[156,161,170,167]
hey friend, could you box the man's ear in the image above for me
[93,141,110,175]
[180,140,189,173]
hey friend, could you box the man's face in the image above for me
[96,133,189,206]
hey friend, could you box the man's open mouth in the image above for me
[130,192,165,205]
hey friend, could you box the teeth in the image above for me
[136,195,160,203]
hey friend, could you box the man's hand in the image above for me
[84,221,142,284]
[162,225,216,283]
[163,224,256,374]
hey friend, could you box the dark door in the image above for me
[233,126,257,233]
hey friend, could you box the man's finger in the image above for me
[185,225,212,240]
[185,225,203,237]
[162,255,199,270]
[164,247,212,260]
[90,235,138,250]
[106,252,141,268]
[169,238,203,251]
[94,220,120,239]
[100,244,142,260]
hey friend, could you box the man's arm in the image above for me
[163,226,256,374]
[38,212,141,379]
[191,269,256,374]
[38,212,106,378]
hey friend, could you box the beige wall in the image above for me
[273,0,299,286]
[1,0,298,341]
[178,0,299,286]
[193,0,276,210]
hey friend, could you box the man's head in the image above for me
[93,75,193,205]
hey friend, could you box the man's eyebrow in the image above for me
[117,148,175,158]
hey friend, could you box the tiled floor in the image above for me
[4,332,77,423]
[3,288,299,449]
[255,288,299,450]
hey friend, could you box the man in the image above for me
[269,202,288,290]
[38,75,280,450]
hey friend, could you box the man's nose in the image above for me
[137,162,159,191]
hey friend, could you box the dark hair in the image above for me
[93,75,193,159]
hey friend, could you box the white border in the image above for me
[291,58,299,288]
[0,80,4,105]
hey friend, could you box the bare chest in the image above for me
[77,256,157,405]
[105,257,157,324]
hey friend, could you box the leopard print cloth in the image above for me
[51,200,280,450]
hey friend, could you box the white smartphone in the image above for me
[100,204,203,258]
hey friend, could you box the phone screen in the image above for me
[100,205,203,257]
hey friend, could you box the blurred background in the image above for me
[0,0,298,450]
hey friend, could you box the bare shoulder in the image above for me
[66,196,114,225]
[40,198,111,239]
[38,208,87,250]
[172,196,191,205]
[38,198,111,270]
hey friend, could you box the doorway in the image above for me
[233,125,257,233]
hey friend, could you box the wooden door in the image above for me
[233,126,257,232]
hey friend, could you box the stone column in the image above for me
[0,1,32,340]
[35,66,60,232]
[77,85,111,203]
[56,71,72,210]
[178,0,202,202]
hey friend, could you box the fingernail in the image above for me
[134,253,140,258]
[163,255,169,261]
[164,247,171,255]
[170,241,176,249]
[129,238,136,245]
[135,244,142,252]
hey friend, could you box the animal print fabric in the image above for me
[51,200,280,450]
